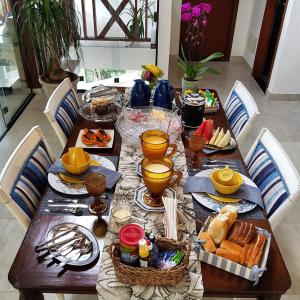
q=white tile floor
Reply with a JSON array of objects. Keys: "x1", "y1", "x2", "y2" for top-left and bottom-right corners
[{"x1": 0, "y1": 58, "x2": 299, "y2": 299}]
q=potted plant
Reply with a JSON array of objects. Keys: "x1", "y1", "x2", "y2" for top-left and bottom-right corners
[
  {"x1": 17, "y1": 0, "x2": 82, "y2": 98},
  {"x1": 178, "y1": 2, "x2": 223, "y2": 92}
]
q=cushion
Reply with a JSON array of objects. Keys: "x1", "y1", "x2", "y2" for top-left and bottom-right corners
[
  {"x1": 10, "y1": 141, "x2": 53, "y2": 219},
  {"x1": 225, "y1": 91, "x2": 249, "y2": 138},
  {"x1": 247, "y1": 142, "x2": 289, "y2": 217},
  {"x1": 55, "y1": 90, "x2": 79, "y2": 137}
]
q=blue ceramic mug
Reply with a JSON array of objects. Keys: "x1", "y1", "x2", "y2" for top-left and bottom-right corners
[
  {"x1": 153, "y1": 80, "x2": 174, "y2": 110},
  {"x1": 131, "y1": 79, "x2": 151, "y2": 107}
]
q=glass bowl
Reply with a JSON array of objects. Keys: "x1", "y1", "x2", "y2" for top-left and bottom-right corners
[{"x1": 115, "y1": 106, "x2": 183, "y2": 147}]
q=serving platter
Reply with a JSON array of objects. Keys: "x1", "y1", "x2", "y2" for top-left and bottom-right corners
[
  {"x1": 48, "y1": 155, "x2": 116, "y2": 195},
  {"x1": 45, "y1": 223, "x2": 99, "y2": 267},
  {"x1": 192, "y1": 169, "x2": 257, "y2": 214}
]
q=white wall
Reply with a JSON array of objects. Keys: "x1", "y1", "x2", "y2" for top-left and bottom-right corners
[
  {"x1": 157, "y1": 0, "x2": 173, "y2": 78},
  {"x1": 243, "y1": 0, "x2": 266, "y2": 67},
  {"x1": 268, "y1": 0, "x2": 300, "y2": 95},
  {"x1": 231, "y1": 0, "x2": 254, "y2": 57},
  {"x1": 170, "y1": 0, "x2": 182, "y2": 56}
]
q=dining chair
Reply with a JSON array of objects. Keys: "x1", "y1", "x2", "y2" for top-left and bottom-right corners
[
  {"x1": 0, "y1": 126, "x2": 65, "y2": 300},
  {"x1": 44, "y1": 77, "x2": 81, "y2": 147},
  {"x1": 224, "y1": 80, "x2": 260, "y2": 145},
  {"x1": 245, "y1": 127, "x2": 300, "y2": 229}
]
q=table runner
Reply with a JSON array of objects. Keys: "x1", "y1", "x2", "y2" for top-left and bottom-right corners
[{"x1": 96, "y1": 141, "x2": 204, "y2": 300}]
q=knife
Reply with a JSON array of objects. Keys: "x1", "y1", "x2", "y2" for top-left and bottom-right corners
[
  {"x1": 35, "y1": 226, "x2": 78, "y2": 251},
  {"x1": 47, "y1": 203, "x2": 88, "y2": 208},
  {"x1": 202, "y1": 164, "x2": 239, "y2": 170}
]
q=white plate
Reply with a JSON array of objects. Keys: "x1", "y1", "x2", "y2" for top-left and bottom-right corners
[
  {"x1": 75, "y1": 129, "x2": 114, "y2": 149},
  {"x1": 48, "y1": 155, "x2": 116, "y2": 195},
  {"x1": 192, "y1": 169, "x2": 257, "y2": 214}
]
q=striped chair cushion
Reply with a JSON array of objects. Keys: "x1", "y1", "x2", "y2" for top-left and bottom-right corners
[
  {"x1": 247, "y1": 142, "x2": 289, "y2": 217},
  {"x1": 55, "y1": 90, "x2": 79, "y2": 138},
  {"x1": 225, "y1": 91, "x2": 249, "y2": 138},
  {"x1": 10, "y1": 141, "x2": 53, "y2": 219}
]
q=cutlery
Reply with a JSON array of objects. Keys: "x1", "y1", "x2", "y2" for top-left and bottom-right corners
[
  {"x1": 202, "y1": 164, "x2": 239, "y2": 170},
  {"x1": 48, "y1": 203, "x2": 88, "y2": 208},
  {"x1": 58, "y1": 240, "x2": 92, "y2": 267},
  {"x1": 43, "y1": 207, "x2": 83, "y2": 216},
  {"x1": 48, "y1": 199, "x2": 79, "y2": 204},
  {"x1": 43, "y1": 236, "x2": 85, "y2": 261},
  {"x1": 35, "y1": 226, "x2": 78, "y2": 251},
  {"x1": 206, "y1": 159, "x2": 236, "y2": 165}
]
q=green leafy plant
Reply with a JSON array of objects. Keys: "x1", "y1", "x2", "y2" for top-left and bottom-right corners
[
  {"x1": 178, "y1": 46, "x2": 223, "y2": 80},
  {"x1": 17, "y1": 0, "x2": 82, "y2": 83},
  {"x1": 123, "y1": 0, "x2": 155, "y2": 38}
]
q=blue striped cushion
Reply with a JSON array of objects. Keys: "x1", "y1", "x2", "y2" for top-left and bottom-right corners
[
  {"x1": 55, "y1": 90, "x2": 79, "y2": 138},
  {"x1": 247, "y1": 142, "x2": 289, "y2": 217},
  {"x1": 225, "y1": 91, "x2": 249, "y2": 138},
  {"x1": 10, "y1": 141, "x2": 53, "y2": 219}
]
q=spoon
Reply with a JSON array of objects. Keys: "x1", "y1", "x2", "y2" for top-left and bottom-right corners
[{"x1": 206, "y1": 158, "x2": 236, "y2": 165}]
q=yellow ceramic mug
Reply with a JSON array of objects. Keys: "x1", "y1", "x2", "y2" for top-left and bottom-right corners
[
  {"x1": 140, "y1": 129, "x2": 177, "y2": 158},
  {"x1": 141, "y1": 156, "x2": 182, "y2": 207}
]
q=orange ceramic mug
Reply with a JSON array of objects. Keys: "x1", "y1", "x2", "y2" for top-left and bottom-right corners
[
  {"x1": 141, "y1": 156, "x2": 182, "y2": 207},
  {"x1": 140, "y1": 129, "x2": 177, "y2": 158}
]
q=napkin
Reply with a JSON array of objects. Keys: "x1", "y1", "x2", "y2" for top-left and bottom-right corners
[
  {"x1": 184, "y1": 176, "x2": 264, "y2": 209},
  {"x1": 48, "y1": 160, "x2": 121, "y2": 189}
]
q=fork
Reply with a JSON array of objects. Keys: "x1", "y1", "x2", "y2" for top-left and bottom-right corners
[
  {"x1": 206, "y1": 158, "x2": 236, "y2": 165},
  {"x1": 48, "y1": 199, "x2": 79, "y2": 204}
]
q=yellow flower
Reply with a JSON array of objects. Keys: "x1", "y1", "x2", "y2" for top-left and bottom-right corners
[
  {"x1": 145, "y1": 64, "x2": 163, "y2": 77},
  {"x1": 184, "y1": 89, "x2": 194, "y2": 95}
]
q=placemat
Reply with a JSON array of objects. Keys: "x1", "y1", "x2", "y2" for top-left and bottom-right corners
[
  {"x1": 39, "y1": 156, "x2": 119, "y2": 217},
  {"x1": 96, "y1": 141, "x2": 204, "y2": 300},
  {"x1": 186, "y1": 159, "x2": 266, "y2": 225}
]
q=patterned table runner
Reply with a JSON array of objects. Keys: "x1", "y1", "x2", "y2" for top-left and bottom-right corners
[{"x1": 96, "y1": 141, "x2": 204, "y2": 300}]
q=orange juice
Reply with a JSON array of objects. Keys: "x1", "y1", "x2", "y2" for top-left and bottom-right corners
[{"x1": 140, "y1": 130, "x2": 177, "y2": 158}]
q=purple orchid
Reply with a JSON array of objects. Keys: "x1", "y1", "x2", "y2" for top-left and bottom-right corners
[
  {"x1": 197, "y1": 3, "x2": 212, "y2": 14},
  {"x1": 181, "y1": 2, "x2": 192, "y2": 13},
  {"x1": 192, "y1": 6, "x2": 201, "y2": 18},
  {"x1": 181, "y1": 12, "x2": 193, "y2": 22}
]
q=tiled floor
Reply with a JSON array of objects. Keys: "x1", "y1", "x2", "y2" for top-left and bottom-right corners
[{"x1": 0, "y1": 57, "x2": 299, "y2": 299}]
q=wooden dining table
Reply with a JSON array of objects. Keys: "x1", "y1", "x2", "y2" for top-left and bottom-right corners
[{"x1": 8, "y1": 89, "x2": 291, "y2": 300}]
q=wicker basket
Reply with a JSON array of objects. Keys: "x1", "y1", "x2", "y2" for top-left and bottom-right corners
[{"x1": 109, "y1": 237, "x2": 191, "y2": 286}]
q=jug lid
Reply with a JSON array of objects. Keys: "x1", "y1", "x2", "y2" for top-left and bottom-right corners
[{"x1": 182, "y1": 93, "x2": 205, "y2": 106}]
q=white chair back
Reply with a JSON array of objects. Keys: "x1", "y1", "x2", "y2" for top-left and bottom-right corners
[
  {"x1": 0, "y1": 126, "x2": 55, "y2": 230},
  {"x1": 44, "y1": 78, "x2": 80, "y2": 147},
  {"x1": 224, "y1": 80, "x2": 260, "y2": 145},
  {"x1": 245, "y1": 127, "x2": 300, "y2": 229}
]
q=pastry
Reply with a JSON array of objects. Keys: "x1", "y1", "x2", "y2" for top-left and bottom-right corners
[
  {"x1": 220, "y1": 205, "x2": 238, "y2": 227},
  {"x1": 207, "y1": 214, "x2": 229, "y2": 245},
  {"x1": 198, "y1": 231, "x2": 216, "y2": 253}
]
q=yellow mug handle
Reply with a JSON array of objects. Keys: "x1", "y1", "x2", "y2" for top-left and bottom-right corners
[
  {"x1": 168, "y1": 170, "x2": 183, "y2": 188},
  {"x1": 166, "y1": 143, "x2": 178, "y2": 158}
]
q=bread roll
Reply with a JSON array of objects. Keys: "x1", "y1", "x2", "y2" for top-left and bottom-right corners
[
  {"x1": 239, "y1": 243, "x2": 250, "y2": 265},
  {"x1": 220, "y1": 240, "x2": 243, "y2": 257},
  {"x1": 207, "y1": 214, "x2": 229, "y2": 245},
  {"x1": 220, "y1": 205, "x2": 238, "y2": 227},
  {"x1": 198, "y1": 232, "x2": 216, "y2": 253},
  {"x1": 247, "y1": 233, "x2": 266, "y2": 268},
  {"x1": 216, "y1": 248, "x2": 240, "y2": 263}
]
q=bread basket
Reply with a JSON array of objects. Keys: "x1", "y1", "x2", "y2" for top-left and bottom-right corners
[{"x1": 109, "y1": 237, "x2": 191, "y2": 286}]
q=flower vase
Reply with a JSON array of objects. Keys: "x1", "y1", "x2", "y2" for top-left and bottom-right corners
[{"x1": 182, "y1": 78, "x2": 201, "y2": 93}]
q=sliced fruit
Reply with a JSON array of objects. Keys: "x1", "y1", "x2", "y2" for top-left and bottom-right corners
[
  {"x1": 214, "y1": 128, "x2": 224, "y2": 146},
  {"x1": 95, "y1": 136, "x2": 108, "y2": 147},
  {"x1": 83, "y1": 128, "x2": 96, "y2": 138},
  {"x1": 209, "y1": 127, "x2": 220, "y2": 145},
  {"x1": 195, "y1": 120, "x2": 207, "y2": 137},
  {"x1": 81, "y1": 134, "x2": 96, "y2": 145},
  {"x1": 96, "y1": 129, "x2": 111, "y2": 142},
  {"x1": 218, "y1": 129, "x2": 231, "y2": 148},
  {"x1": 202, "y1": 119, "x2": 214, "y2": 142}
]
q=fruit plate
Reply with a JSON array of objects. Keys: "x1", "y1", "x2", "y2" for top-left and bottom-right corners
[
  {"x1": 204, "y1": 137, "x2": 237, "y2": 151},
  {"x1": 75, "y1": 129, "x2": 114, "y2": 149},
  {"x1": 115, "y1": 107, "x2": 183, "y2": 147}
]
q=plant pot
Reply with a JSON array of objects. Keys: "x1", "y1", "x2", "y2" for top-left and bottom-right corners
[
  {"x1": 182, "y1": 78, "x2": 201, "y2": 93},
  {"x1": 39, "y1": 72, "x2": 79, "y2": 99}
]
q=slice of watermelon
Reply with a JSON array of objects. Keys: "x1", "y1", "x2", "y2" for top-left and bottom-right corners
[
  {"x1": 195, "y1": 120, "x2": 207, "y2": 137},
  {"x1": 202, "y1": 119, "x2": 214, "y2": 142}
]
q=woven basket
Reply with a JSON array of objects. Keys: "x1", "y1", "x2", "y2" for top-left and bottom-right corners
[{"x1": 109, "y1": 237, "x2": 191, "y2": 286}]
